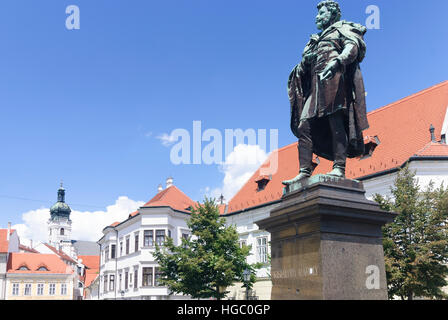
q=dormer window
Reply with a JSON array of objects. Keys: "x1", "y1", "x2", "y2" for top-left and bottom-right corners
[
  {"x1": 361, "y1": 135, "x2": 381, "y2": 159},
  {"x1": 255, "y1": 175, "x2": 271, "y2": 191},
  {"x1": 37, "y1": 266, "x2": 49, "y2": 271},
  {"x1": 60, "y1": 228, "x2": 65, "y2": 235},
  {"x1": 18, "y1": 265, "x2": 29, "y2": 271}
]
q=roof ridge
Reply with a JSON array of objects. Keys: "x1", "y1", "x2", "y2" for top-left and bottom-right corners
[{"x1": 367, "y1": 80, "x2": 448, "y2": 117}]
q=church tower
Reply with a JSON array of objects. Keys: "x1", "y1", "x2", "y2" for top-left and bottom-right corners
[{"x1": 48, "y1": 183, "x2": 73, "y2": 255}]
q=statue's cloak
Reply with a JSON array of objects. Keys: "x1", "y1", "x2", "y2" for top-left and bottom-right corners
[{"x1": 288, "y1": 20, "x2": 369, "y2": 161}]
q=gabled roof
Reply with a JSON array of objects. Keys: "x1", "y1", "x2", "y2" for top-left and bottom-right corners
[
  {"x1": 7, "y1": 253, "x2": 74, "y2": 274},
  {"x1": 44, "y1": 243, "x2": 78, "y2": 264},
  {"x1": 106, "y1": 185, "x2": 197, "y2": 229},
  {"x1": 143, "y1": 185, "x2": 197, "y2": 212},
  {"x1": 0, "y1": 229, "x2": 15, "y2": 253},
  {"x1": 227, "y1": 80, "x2": 448, "y2": 214},
  {"x1": 19, "y1": 244, "x2": 39, "y2": 253}
]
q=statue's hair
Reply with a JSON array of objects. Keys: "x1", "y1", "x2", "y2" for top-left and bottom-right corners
[{"x1": 317, "y1": 1, "x2": 342, "y2": 23}]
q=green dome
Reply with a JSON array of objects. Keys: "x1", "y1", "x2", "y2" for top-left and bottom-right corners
[
  {"x1": 50, "y1": 201, "x2": 71, "y2": 216},
  {"x1": 50, "y1": 185, "x2": 71, "y2": 219}
]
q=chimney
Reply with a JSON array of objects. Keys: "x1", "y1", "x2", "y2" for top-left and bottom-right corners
[
  {"x1": 166, "y1": 177, "x2": 173, "y2": 188},
  {"x1": 430, "y1": 124, "x2": 436, "y2": 142},
  {"x1": 7, "y1": 222, "x2": 11, "y2": 241},
  {"x1": 158, "y1": 184, "x2": 163, "y2": 193}
]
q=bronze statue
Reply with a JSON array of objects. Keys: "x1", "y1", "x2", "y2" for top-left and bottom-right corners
[{"x1": 283, "y1": 0, "x2": 369, "y2": 185}]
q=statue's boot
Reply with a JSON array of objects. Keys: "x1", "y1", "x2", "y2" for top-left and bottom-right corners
[
  {"x1": 282, "y1": 168, "x2": 312, "y2": 185},
  {"x1": 327, "y1": 164, "x2": 345, "y2": 178}
]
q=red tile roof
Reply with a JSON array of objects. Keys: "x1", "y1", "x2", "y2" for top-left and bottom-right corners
[
  {"x1": 227, "y1": 80, "x2": 448, "y2": 213},
  {"x1": 143, "y1": 185, "x2": 197, "y2": 212},
  {"x1": 107, "y1": 185, "x2": 197, "y2": 228},
  {"x1": 7, "y1": 253, "x2": 74, "y2": 274},
  {"x1": 414, "y1": 142, "x2": 448, "y2": 157},
  {"x1": 19, "y1": 244, "x2": 39, "y2": 253},
  {"x1": 79, "y1": 255, "x2": 99, "y2": 270},
  {"x1": 44, "y1": 243, "x2": 78, "y2": 264},
  {"x1": 79, "y1": 255, "x2": 100, "y2": 290},
  {"x1": 0, "y1": 229, "x2": 15, "y2": 253}
]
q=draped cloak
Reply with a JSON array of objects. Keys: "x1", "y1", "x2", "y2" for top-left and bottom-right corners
[{"x1": 288, "y1": 20, "x2": 369, "y2": 161}]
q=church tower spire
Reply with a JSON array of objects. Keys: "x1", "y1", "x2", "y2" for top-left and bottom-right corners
[{"x1": 48, "y1": 182, "x2": 73, "y2": 254}]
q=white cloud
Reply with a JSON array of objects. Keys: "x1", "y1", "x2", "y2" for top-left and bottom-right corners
[
  {"x1": 12, "y1": 196, "x2": 144, "y2": 245},
  {"x1": 207, "y1": 144, "x2": 268, "y2": 202},
  {"x1": 157, "y1": 132, "x2": 178, "y2": 146}
]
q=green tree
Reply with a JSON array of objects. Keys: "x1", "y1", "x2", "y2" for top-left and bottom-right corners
[
  {"x1": 153, "y1": 198, "x2": 258, "y2": 300},
  {"x1": 374, "y1": 166, "x2": 448, "y2": 300}
]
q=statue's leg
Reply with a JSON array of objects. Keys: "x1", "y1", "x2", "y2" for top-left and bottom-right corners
[
  {"x1": 282, "y1": 120, "x2": 313, "y2": 185},
  {"x1": 298, "y1": 119, "x2": 313, "y2": 175},
  {"x1": 327, "y1": 111, "x2": 347, "y2": 177}
]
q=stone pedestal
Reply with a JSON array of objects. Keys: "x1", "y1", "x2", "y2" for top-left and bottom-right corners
[{"x1": 255, "y1": 175, "x2": 396, "y2": 300}]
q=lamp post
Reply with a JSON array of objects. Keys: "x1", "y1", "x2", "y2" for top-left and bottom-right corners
[
  {"x1": 120, "y1": 290, "x2": 125, "y2": 299},
  {"x1": 243, "y1": 269, "x2": 250, "y2": 300}
]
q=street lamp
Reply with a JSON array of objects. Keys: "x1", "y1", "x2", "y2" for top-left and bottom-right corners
[
  {"x1": 120, "y1": 290, "x2": 125, "y2": 299},
  {"x1": 243, "y1": 269, "x2": 250, "y2": 300}
]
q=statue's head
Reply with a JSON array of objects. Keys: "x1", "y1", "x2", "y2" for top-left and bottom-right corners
[{"x1": 316, "y1": 1, "x2": 341, "y2": 30}]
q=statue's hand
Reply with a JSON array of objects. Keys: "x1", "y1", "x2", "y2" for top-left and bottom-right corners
[{"x1": 320, "y1": 60, "x2": 340, "y2": 81}]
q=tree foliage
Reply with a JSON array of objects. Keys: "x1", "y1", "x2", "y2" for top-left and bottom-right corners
[
  {"x1": 153, "y1": 198, "x2": 258, "y2": 300},
  {"x1": 374, "y1": 166, "x2": 448, "y2": 300}
]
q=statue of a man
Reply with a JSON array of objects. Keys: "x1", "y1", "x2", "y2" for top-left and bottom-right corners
[{"x1": 283, "y1": 0, "x2": 369, "y2": 185}]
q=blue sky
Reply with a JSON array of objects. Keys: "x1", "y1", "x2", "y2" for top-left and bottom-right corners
[{"x1": 0, "y1": 0, "x2": 447, "y2": 231}]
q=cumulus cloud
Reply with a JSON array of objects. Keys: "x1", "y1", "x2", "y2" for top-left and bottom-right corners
[
  {"x1": 206, "y1": 144, "x2": 268, "y2": 202},
  {"x1": 13, "y1": 196, "x2": 144, "y2": 245}
]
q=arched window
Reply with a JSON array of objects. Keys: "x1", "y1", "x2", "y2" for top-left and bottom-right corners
[
  {"x1": 18, "y1": 265, "x2": 29, "y2": 271},
  {"x1": 37, "y1": 266, "x2": 49, "y2": 271},
  {"x1": 60, "y1": 228, "x2": 65, "y2": 235}
]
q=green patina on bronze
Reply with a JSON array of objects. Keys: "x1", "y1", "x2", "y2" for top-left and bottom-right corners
[{"x1": 283, "y1": 0, "x2": 369, "y2": 186}]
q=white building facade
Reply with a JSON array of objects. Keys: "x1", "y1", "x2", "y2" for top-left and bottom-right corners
[{"x1": 98, "y1": 191, "x2": 193, "y2": 300}]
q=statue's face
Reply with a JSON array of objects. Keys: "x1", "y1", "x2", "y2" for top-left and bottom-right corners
[{"x1": 316, "y1": 6, "x2": 332, "y2": 30}]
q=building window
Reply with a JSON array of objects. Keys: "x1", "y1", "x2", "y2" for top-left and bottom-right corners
[
  {"x1": 61, "y1": 283, "x2": 67, "y2": 295},
  {"x1": 142, "y1": 267, "x2": 153, "y2": 287},
  {"x1": 134, "y1": 233, "x2": 139, "y2": 252},
  {"x1": 24, "y1": 283, "x2": 32, "y2": 296},
  {"x1": 256, "y1": 237, "x2": 268, "y2": 263},
  {"x1": 60, "y1": 228, "x2": 65, "y2": 235},
  {"x1": 155, "y1": 268, "x2": 163, "y2": 286},
  {"x1": 37, "y1": 283, "x2": 44, "y2": 295},
  {"x1": 118, "y1": 272, "x2": 122, "y2": 291},
  {"x1": 18, "y1": 265, "x2": 29, "y2": 271},
  {"x1": 109, "y1": 275, "x2": 115, "y2": 291},
  {"x1": 156, "y1": 230, "x2": 165, "y2": 246},
  {"x1": 49, "y1": 283, "x2": 56, "y2": 295},
  {"x1": 240, "y1": 240, "x2": 247, "y2": 248},
  {"x1": 134, "y1": 268, "x2": 138, "y2": 289},
  {"x1": 78, "y1": 282, "x2": 83, "y2": 288},
  {"x1": 104, "y1": 275, "x2": 108, "y2": 293},
  {"x1": 105, "y1": 246, "x2": 109, "y2": 262},
  {"x1": 125, "y1": 271, "x2": 129, "y2": 290},
  {"x1": 144, "y1": 230, "x2": 153, "y2": 247},
  {"x1": 168, "y1": 230, "x2": 172, "y2": 238},
  {"x1": 12, "y1": 283, "x2": 19, "y2": 296},
  {"x1": 111, "y1": 244, "x2": 116, "y2": 259},
  {"x1": 120, "y1": 240, "x2": 123, "y2": 257},
  {"x1": 126, "y1": 236, "x2": 130, "y2": 255},
  {"x1": 77, "y1": 266, "x2": 82, "y2": 275}
]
